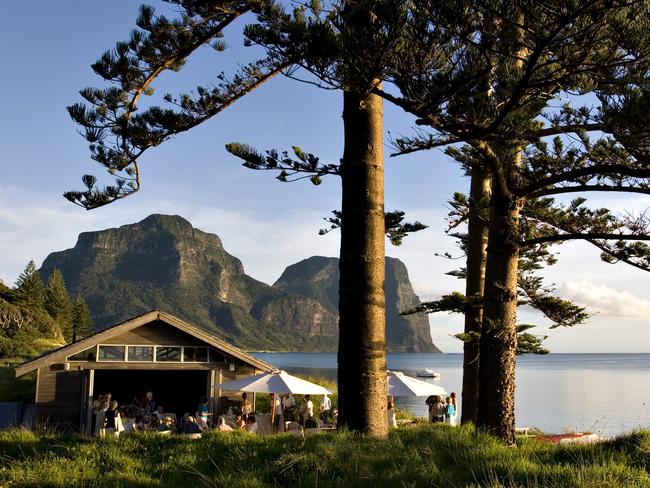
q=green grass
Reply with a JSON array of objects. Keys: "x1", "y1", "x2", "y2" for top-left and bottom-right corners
[
  {"x1": 0, "y1": 359, "x2": 39, "y2": 403},
  {"x1": 0, "y1": 424, "x2": 649, "y2": 487},
  {"x1": 0, "y1": 341, "x2": 62, "y2": 403}
]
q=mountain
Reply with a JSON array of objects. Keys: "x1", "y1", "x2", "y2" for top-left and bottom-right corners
[
  {"x1": 40, "y1": 215, "x2": 337, "y2": 351},
  {"x1": 39, "y1": 214, "x2": 440, "y2": 352},
  {"x1": 274, "y1": 256, "x2": 440, "y2": 353}
]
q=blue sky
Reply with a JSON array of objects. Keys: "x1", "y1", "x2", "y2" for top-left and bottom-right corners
[{"x1": 1, "y1": 1, "x2": 649, "y2": 352}]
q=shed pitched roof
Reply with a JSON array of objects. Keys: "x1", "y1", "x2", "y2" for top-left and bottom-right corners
[{"x1": 15, "y1": 310, "x2": 274, "y2": 377}]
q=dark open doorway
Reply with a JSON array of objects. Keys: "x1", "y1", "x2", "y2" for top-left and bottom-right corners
[{"x1": 93, "y1": 369, "x2": 209, "y2": 418}]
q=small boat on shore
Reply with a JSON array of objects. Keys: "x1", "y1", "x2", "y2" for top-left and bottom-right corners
[{"x1": 415, "y1": 368, "x2": 440, "y2": 378}]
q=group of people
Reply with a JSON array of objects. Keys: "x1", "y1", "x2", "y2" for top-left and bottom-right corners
[
  {"x1": 426, "y1": 392, "x2": 457, "y2": 426},
  {"x1": 272, "y1": 393, "x2": 335, "y2": 432},
  {"x1": 91, "y1": 390, "x2": 338, "y2": 436},
  {"x1": 92, "y1": 389, "x2": 459, "y2": 435},
  {"x1": 92, "y1": 393, "x2": 124, "y2": 435},
  {"x1": 91, "y1": 391, "x2": 215, "y2": 436}
]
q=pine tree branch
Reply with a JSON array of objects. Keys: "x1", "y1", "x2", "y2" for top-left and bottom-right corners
[
  {"x1": 66, "y1": 2, "x2": 292, "y2": 210},
  {"x1": 524, "y1": 232, "x2": 650, "y2": 247},
  {"x1": 586, "y1": 238, "x2": 650, "y2": 273},
  {"x1": 529, "y1": 184, "x2": 650, "y2": 199},
  {"x1": 516, "y1": 165, "x2": 650, "y2": 197}
]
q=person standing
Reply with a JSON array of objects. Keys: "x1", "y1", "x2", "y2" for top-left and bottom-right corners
[
  {"x1": 444, "y1": 397, "x2": 456, "y2": 426},
  {"x1": 425, "y1": 395, "x2": 436, "y2": 423},
  {"x1": 387, "y1": 398, "x2": 397, "y2": 428},
  {"x1": 197, "y1": 398, "x2": 210, "y2": 430},
  {"x1": 144, "y1": 391, "x2": 156, "y2": 414},
  {"x1": 272, "y1": 394, "x2": 283, "y2": 433},
  {"x1": 241, "y1": 392, "x2": 252, "y2": 421},
  {"x1": 450, "y1": 392, "x2": 458, "y2": 420},
  {"x1": 94, "y1": 401, "x2": 109, "y2": 436},
  {"x1": 91, "y1": 394, "x2": 104, "y2": 434},
  {"x1": 320, "y1": 394, "x2": 332, "y2": 425},
  {"x1": 299, "y1": 395, "x2": 314, "y2": 426},
  {"x1": 433, "y1": 397, "x2": 446, "y2": 423},
  {"x1": 282, "y1": 394, "x2": 296, "y2": 422},
  {"x1": 104, "y1": 400, "x2": 119, "y2": 435}
]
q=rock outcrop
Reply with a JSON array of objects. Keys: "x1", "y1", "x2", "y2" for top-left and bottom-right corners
[
  {"x1": 40, "y1": 215, "x2": 440, "y2": 352},
  {"x1": 40, "y1": 215, "x2": 337, "y2": 350},
  {"x1": 274, "y1": 256, "x2": 440, "y2": 352}
]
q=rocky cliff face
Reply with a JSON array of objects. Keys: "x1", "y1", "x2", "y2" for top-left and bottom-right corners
[
  {"x1": 274, "y1": 256, "x2": 440, "y2": 353},
  {"x1": 40, "y1": 215, "x2": 337, "y2": 351},
  {"x1": 40, "y1": 215, "x2": 439, "y2": 352}
]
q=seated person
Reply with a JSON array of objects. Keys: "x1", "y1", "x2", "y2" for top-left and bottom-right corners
[
  {"x1": 159, "y1": 416, "x2": 174, "y2": 432},
  {"x1": 235, "y1": 415, "x2": 246, "y2": 430},
  {"x1": 245, "y1": 415, "x2": 258, "y2": 433},
  {"x1": 217, "y1": 416, "x2": 233, "y2": 432},
  {"x1": 154, "y1": 405, "x2": 166, "y2": 421},
  {"x1": 149, "y1": 414, "x2": 161, "y2": 431},
  {"x1": 331, "y1": 408, "x2": 338, "y2": 426},
  {"x1": 182, "y1": 415, "x2": 202, "y2": 434},
  {"x1": 285, "y1": 421, "x2": 301, "y2": 431}
]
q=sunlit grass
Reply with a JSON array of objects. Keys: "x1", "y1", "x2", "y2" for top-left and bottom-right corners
[{"x1": 0, "y1": 424, "x2": 649, "y2": 487}]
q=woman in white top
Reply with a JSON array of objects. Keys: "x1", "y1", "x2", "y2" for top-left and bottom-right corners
[
  {"x1": 320, "y1": 394, "x2": 332, "y2": 424},
  {"x1": 245, "y1": 415, "x2": 258, "y2": 433},
  {"x1": 387, "y1": 398, "x2": 397, "y2": 428},
  {"x1": 273, "y1": 395, "x2": 283, "y2": 433},
  {"x1": 282, "y1": 394, "x2": 296, "y2": 422},
  {"x1": 299, "y1": 395, "x2": 314, "y2": 426}
]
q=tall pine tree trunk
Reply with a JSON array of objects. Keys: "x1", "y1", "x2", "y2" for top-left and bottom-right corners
[
  {"x1": 476, "y1": 184, "x2": 521, "y2": 444},
  {"x1": 337, "y1": 87, "x2": 388, "y2": 437},
  {"x1": 461, "y1": 168, "x2": 490, "y2": 424}
]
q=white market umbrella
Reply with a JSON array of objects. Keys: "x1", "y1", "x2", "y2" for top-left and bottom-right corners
[
  {"x1": 387, "y1": 370, "x2": 448, "y2": 397},
  {"x1": 215, "y1": 369, "x2": 332, "y2": 395}
]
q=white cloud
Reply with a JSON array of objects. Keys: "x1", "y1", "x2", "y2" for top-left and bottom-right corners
[
  {"x1": 558, "y1": 279, "x2": 650, "y2": 318},
  {"x1": 0, "y1": 186, "x2": 341, "y2": 286}
]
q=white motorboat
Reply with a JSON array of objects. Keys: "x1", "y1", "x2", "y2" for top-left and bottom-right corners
[{"x1": 415, "y1": 368, "x2": 440, "y2": 378}]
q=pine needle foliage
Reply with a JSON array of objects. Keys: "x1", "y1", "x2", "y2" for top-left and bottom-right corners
[
  {"x1": 45, "y1": 268, "x2": 72, "y2": 326},
  {"x1": 65, "y1": 1, "x2": 289, "y2": 209},
  {"x1": 14, "y1": 261, "x2": 45, "y2": 310},
  {"x1": 379, "y1": 0, "x2": 650, "y2": 442},
  {"x1": 71, "y1": 296, "x2": 93, "y2": 341}
]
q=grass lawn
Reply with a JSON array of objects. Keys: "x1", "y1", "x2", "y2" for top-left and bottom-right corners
[
  {"x1": 0, "y1": 361, "x2": 35, "y2": 403},
  {"x1": 0, "y1": 424, "x2": 649, "y2": 487}
]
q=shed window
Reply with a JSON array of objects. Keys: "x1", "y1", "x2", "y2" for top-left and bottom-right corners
[
  {"x1": 183, "y1": 347, "x2": 208, "y2": 362},
  {"x1": 98, "y1": 345, "x2": 125, "y2": 361},
  {"x1": 156, "y1": 346, "x2": 181, "y2": 362},
  {"x1": 209, "y1": 348, "x2": 228, "y2": 362},
  {"x1": 67, "y1": 347, "x2": 96, "y2": 361},
  {"x1": 128, "y1": 346, "x2": 154, "y2": 362}
]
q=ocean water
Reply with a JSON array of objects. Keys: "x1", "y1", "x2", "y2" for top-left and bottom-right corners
[{"x1": 252, "y1": 352, "x2": 650, "y2": 437}]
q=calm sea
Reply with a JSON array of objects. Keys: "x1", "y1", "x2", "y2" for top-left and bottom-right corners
[{"x1": 252, "y1": 352, "x2": 650, "y2": 437}]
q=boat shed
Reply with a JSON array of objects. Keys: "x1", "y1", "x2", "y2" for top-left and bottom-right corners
[{"x1": 15, "y1": 310, "x2": 274, "y2": 434}]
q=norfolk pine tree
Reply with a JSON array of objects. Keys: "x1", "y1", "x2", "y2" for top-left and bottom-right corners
[
  {"x1": 66, "y1": 0, "x2": 407, "y2": 436},
  {"x1": 65, "y1": 1, "x2": 650, "y2": 440},
  {"x1": 384, "y1": 1, "x2": 650, "y2": 442},
  {"x1": 14, "y1": 260, "x2": 45, "y2": 311},
  {"x1": 234, "y1": 1, "x2": 417, "y2": 435},
  {"x1": 71, "y1": 296, "x2": 92, "y2": 341},
  {"x1": 44, "y1": 269, "x2": 73, "y2": 340}
]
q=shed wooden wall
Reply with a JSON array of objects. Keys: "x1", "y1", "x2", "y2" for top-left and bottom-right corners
[
  {"x1": 102, "y1": 321, "x2": 206, "y2": 346},
  {"x1": 35, "y1": 366, "x2": 84, "y2": 430}
]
